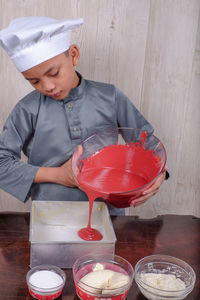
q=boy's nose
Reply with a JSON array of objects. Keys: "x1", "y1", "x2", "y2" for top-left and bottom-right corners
[{"x1": 43, "y1": 80, "x2": 56, "y2": 92}]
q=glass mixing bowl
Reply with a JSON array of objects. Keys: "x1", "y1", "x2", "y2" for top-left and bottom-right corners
[
  {"x1": 73, "y1": 253, "x2": 134, "y2": 299},
  {"x1": 134, "y1": 254, "x2": 196, "y2": 300},
  {"x1": 72, "y1": 127, "x2": 166, "y2": 208}
]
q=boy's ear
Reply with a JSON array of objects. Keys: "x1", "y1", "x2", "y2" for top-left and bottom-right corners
[{"x1": 69, "y1": 44, "x2": 80, "y2": 66}]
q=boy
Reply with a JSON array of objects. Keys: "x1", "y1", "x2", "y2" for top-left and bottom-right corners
[{"x1": 0, "y1": 17, "x2": 166, "y2": 215}]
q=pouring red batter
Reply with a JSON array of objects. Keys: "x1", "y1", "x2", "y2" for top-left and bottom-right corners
[{"x1": 77, "y1": 132, "x2": 162, "y2": 241}]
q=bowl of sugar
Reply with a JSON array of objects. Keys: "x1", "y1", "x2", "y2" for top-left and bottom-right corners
[{"x1": 26, "y1": 265, "x2": 66, "y2": 300}]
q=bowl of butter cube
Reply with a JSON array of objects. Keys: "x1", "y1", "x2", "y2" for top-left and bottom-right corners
[{"x1": 73, "y1": 253, "x2": 134, "y2": 299}]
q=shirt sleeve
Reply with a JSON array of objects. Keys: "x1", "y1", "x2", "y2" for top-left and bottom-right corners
[
  {"x1": 115, "y1": 87, "x2": 154, "y2": 133},
  {"x1": 0, "y1": 102, "x2": 39, "y2": 202}
]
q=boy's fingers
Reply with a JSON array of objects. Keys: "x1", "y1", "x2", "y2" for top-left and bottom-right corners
[
  {"x1": 130, "y1": 189, "x2": 158, "y2": 207},
  {"x1": 71, "y1": 145, "x2": 83, "y2": 177},
  {"x1": 142, "y1": 172, "x2": 165, "y2": 195}
]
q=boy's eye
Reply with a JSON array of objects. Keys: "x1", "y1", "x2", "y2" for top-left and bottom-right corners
[
  {"x1": 31, "y1": 80, "x2": 39, "y2": 85},
  {"x1": 51, "y1": 71, "x2": 59, "y2": 77}
]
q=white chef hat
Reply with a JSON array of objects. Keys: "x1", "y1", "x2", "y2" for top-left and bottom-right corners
[{"x1": 0, "y1": 16, "x2": 83, "y2": 72}]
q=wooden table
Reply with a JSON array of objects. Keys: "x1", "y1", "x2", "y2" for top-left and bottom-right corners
[{"x1": 0, "y1": 213, "x2": 199, "y2": 299}]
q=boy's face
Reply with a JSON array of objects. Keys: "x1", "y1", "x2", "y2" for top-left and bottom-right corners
[{"x1": 22, "y1": 45, "x2": 80, "y2": 100}]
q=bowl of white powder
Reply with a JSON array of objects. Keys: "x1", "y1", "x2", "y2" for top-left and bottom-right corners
[
  {"x1": 73, "y1": 253, "x2": 134, "y2": 299},
  {"x1": 134, "y1": 254, "x2": 196, "y2": 300},
  {"x1": 26, "y1": 265, "x2": 66, "y2": 299}
]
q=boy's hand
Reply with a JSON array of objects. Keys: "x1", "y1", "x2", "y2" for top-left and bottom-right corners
[
  {"x1": 130, "y1": 171, "x2": 166, "y2": 207},
  {"x1": 56, "y1": 158, "x2": 78, "y2": 187},
  {"x1": 34, "y1": 145, "x2": 83, "y2": 189},
  {"x1": 34, "y1": 158, "x2": 79, "y2": 187}
]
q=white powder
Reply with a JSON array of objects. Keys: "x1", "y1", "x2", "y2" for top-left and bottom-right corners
[
  {"x1": 141, "y1": 273, "x2": 186, "y2": 291},
  {"x1": 140, "y1": 272, "x2": 186, "y2": 299},
  {"x1": 29, "y1": 270, "x2": 63, "y2": 289}
]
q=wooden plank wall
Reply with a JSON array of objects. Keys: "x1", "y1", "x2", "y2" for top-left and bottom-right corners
[{"x1": 0, "y1": 0, "x2": 199, "y2": 217}]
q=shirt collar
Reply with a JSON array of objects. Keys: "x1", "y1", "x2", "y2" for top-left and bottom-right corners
[{"x1": 63, "y1": 71, "x2": 85, "y2": 103}]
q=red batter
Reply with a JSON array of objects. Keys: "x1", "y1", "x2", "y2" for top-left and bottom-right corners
[{"x1": 77, "y1": 132, "x2": 162, "y2": 241}]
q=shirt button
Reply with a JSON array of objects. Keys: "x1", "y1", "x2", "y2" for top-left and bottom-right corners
[{"x1": 68, "y1": 104, "x2": 73, "y2": 109}]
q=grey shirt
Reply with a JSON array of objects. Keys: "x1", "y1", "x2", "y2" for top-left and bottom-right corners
[{"x1": 0, "y1": 73, "x2": 153, "y2": 215}]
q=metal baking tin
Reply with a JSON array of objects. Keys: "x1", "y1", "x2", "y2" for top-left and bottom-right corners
[{"x1": 30, "y1": 201, "x2": 116, "y2": 268}]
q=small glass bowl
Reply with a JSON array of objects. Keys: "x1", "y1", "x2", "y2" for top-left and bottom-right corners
[
  {"x1": 73, "y1": 253, "x2": 134, "y2": 299},
  {"x1": 134, "y1": 254, "x2": 196, "y2": 300},
  {"x1": 26, "y1": 265, "x2": 66, "y2": 300}
]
